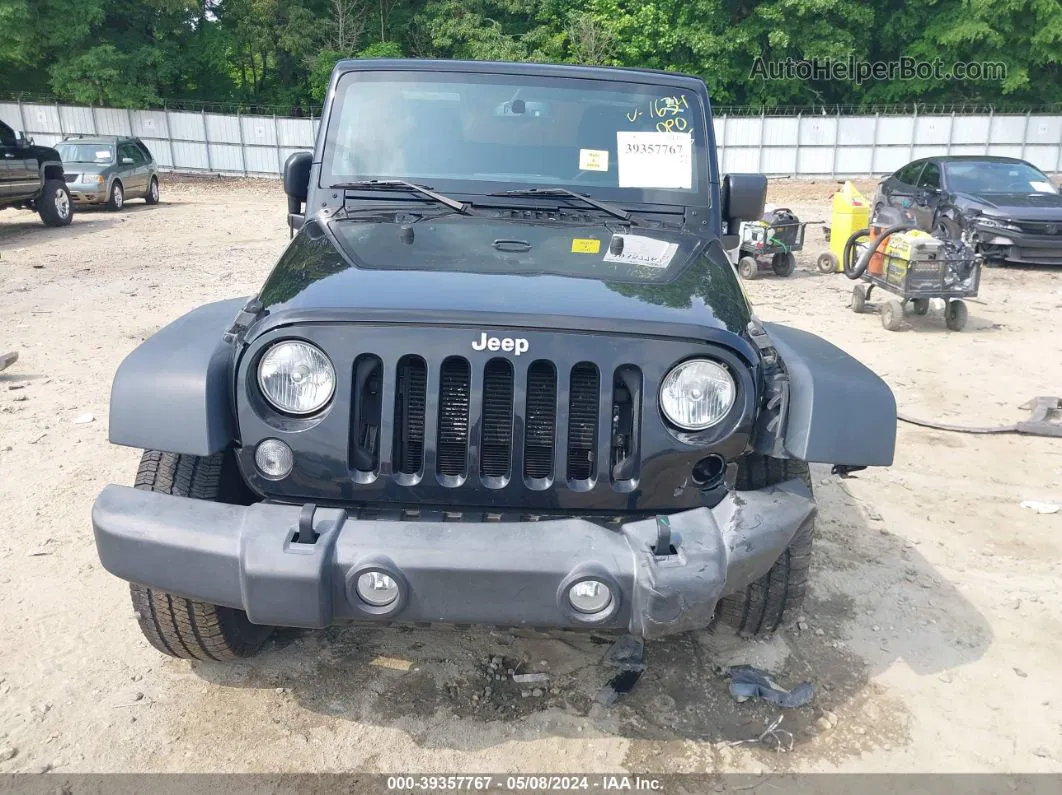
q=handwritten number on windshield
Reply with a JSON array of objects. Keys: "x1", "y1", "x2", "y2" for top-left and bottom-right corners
[{"x1": 626, "y1": 95, "x2": 690, "y2": 131}]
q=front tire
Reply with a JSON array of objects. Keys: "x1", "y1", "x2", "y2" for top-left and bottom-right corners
[
  {"x1": 935, "y1": 217, "x2": 961, "y2": 240},
  {"x1": 37, "y1": 180, "x2": 73, "y2": 227},
  {"x1": 128, "y1": 450, "x2": 273, "y2": 660},
  {"x1": 145, "y1": 176, "x2": 159, "y2": 205},
  {"x1": 715, "y1": 455, "x2": 814, "y2": 637},
  {"x1": 107, "y1": 180, "x2": 124, "y2": 211}
]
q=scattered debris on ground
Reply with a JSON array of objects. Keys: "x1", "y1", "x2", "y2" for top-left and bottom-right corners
[{"x1": 725, "y1": 665, "x2": 814, "y2": 708}]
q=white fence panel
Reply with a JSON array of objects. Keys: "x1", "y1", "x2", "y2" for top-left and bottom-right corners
[
  {"x1": 951, "y1": 115, "x2": 992, "y2": 144},
  {"x1": 2, "y1": 100, "x2": 1059, "y2": 178},
  {"x1": 58, "y1": 105, "x2": 94, "y2": 135},
  {"x1": 277, "y1": 117, "x2": 314, "y2": 148},
  {"x1": 206, "y1": 113, "x2": 241, "y2": 145},
  {"x1": 167, "y1": 110, "x2": 204, "y2": 143},
  {"x1": 915, "y1": 115, "x2": 951, "y2": 145},
  {"x1": 131, "y1": 110, "x2": 168, "y2": 140},
  {"x1": 94, "y1": 107, "x2": 131, "y2": 136}
]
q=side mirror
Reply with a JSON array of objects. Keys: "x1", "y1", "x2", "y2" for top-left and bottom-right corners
[
  {"x1": 721, "y1": 173, "x2": 768, "y2": 235},
  {"x1": 284, "y1": 151, "x2": 312, "y2": 236}
]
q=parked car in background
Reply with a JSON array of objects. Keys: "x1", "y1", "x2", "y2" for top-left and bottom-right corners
[
  {"x1": 0, "y1": 119, "x2": 73, "y2": 226},
  {"x1": 55, "y1": 135, "x2": 160, "y2": 211},
  {"x1": 874, "y1": 155, "x2": 1062, "y2": 266}
]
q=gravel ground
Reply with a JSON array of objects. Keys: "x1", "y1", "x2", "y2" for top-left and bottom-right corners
[{"x1": 1, "y1": 175, "x2": 1061, "y2": 776}]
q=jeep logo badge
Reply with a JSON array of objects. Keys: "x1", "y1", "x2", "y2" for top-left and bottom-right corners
[{"x1": 472, "y1": 332, "x2": 529, "y2": 356}]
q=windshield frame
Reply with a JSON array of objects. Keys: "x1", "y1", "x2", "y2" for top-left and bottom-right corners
[{"x1": 318, "y1": 67, "x2": 713, "y2": 210}]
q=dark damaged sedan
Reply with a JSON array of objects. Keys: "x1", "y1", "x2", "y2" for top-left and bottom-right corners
[
  {"x1": 90, "y1": 59, "x2": 896, "y2": 663},
  {"x1": 875, "y1": 155, "x2": 1062, "y2": 265}
]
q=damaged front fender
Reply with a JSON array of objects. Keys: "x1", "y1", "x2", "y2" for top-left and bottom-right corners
[{"x1": 755, "y1": 322, "x2": 896, "y2": 468}]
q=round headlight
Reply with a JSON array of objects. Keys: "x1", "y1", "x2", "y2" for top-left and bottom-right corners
[
  {"x1": 660, "y1": 359, "x2": 736, "y2": 430},
  {"x1": 257, "y1": 341, "x2": 335, "y2": 415}
]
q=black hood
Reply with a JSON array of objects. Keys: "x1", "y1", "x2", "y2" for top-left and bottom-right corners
[
  {"x1": 955, "y1": 190, "x2": 1062, "y2": 221},
  {"x1": 255, "y1": 217, "x2": 753, "y2": 340}
]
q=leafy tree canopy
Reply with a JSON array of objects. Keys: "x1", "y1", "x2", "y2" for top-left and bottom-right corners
[{"x1": 1, "y1": 0, "x2": 1057, "y2": 111}]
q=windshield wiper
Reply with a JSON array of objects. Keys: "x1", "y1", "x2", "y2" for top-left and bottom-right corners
[
  {"x1": 487, "y1": 187, "x2": 631, "y2": 222},
  {"x1": 330, "y1": 179, "x2": 470, "y2": 214}
]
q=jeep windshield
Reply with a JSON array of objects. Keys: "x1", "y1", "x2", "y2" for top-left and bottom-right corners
[{"x1": 321, "y1": 70, "x2": 709, "y2": 207}]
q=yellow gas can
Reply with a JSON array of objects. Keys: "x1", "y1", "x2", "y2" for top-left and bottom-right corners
[{"x1": 828, "y1": 181, "x2": 870, "y2": 270}]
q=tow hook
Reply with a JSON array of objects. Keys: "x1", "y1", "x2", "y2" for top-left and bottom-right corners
[
  {"x1": 653, "y1": 515, "x2": 678, "y2": 557},
  {"x1": 294, "y1": 503, "x2": 319, "y2": 545}
]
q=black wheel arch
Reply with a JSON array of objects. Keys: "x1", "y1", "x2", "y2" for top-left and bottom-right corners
[{"x1": 41, "y1": 161, "x2": 64, "y2": 182}]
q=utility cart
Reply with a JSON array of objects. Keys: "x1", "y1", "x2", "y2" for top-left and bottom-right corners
[
  {"x1": 736, "y1": 207, "x2": 819, "y2": 279},
  {"x1": 846, "y1": 229, "x2": 982, "y2": 332}
]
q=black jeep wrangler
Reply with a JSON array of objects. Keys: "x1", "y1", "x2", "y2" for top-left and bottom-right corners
[
  {"x1": 92, "y1": 60, "x2": 896, "y2": 661},
  {"x1": 0, "y1": 119, "x2": 72, "y2": 226}
]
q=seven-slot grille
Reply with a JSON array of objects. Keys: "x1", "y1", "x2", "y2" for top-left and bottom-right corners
[{"x1": 353, "y1": 356, "x2": 641, "y2": 486}]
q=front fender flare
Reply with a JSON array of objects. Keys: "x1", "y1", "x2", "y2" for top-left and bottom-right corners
[
  {"x1": 761, "y1": 322, "x2": 896, "y2": 467},
  {"x1": 108, "y1": 298, "x2": 248, "y2": 456}
]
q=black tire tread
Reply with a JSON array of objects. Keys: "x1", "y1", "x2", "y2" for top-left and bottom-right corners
[
  {"x1": 716, "y1": 454, "x2": 814, "y2": 636},
  {"x1": 128, "y1": 450, "x2": 272, "y2": 660},
  {"x1": 107, "y1": 180, "x2": 123, "y2": 211},
  {"x1": 37, "y1": 179, "x2": 72, "y2": 227}
]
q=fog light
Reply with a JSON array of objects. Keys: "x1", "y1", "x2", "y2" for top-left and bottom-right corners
[
  {"x1": 568, "y1": 579, "x2": 613, "y2": 614},
  {"x1": 255, "y1": 438, "x2": 293, "y2": 480},
  {"x1": 356, "y1": 571, "x2": 400, "y2": 606}
]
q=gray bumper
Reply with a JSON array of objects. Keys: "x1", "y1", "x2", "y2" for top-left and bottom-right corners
[{"x1": 92, "y1": 481, "x2": 815, "y2": 639}]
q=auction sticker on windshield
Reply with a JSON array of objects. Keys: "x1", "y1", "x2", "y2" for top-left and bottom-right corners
[
  {"x1": 579, "y1": 149, "x2": 609, "y2": 172},
  {"x1": 616, "y1": 131, "x2": 692, "y2": 189}
]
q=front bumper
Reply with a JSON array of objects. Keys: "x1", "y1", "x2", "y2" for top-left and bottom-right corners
[
  {"x1": 68, "y1": 189, "x2": 105, "y2": 204},
  {"x1": 975, "y1": 224, "x2": 1062, "y2": 265},
  {"x1": 92, "y1": 480, "x2": 815, "y2": 640}
]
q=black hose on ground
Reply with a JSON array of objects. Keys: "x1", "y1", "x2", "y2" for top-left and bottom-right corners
[
  {"x1": 843, "y1": 223, "x2": 918, "y2": 280},
  {"x1": 897, "y1": 411, "x2": 1017, "y2": 434}
]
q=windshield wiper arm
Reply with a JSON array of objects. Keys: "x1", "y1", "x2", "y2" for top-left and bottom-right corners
[
  {"x1": 487, "y1": 187, "x2": 631, "y2": 222},
  {"x1": 330, "y1": 179, "x2": 470, "y2": 214}
]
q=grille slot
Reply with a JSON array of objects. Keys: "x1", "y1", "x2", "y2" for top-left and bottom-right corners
[
  {"x1": 437, "y1": 357, "x2": 471, "y2": 477},
  {"x1": 480, "y1": 359, "x2": 514, "y2": 478},
  {"x1": 566, "y1": 363, "x2": 600, "y2": 482},
  {"x1": 610, "y1": 366, "x2": 642, "y2": 482},
  {"x1": 393, "y1": 355, "x2": 427, "y2": 475},
  {"x1": 350, "y1": 354, "x2": 383, "y2": 472},
  {"x1": 524, "y1": 361, "x2": 557, "y2": 480}
]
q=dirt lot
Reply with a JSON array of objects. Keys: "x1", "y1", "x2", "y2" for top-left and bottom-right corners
[{"x1": 1, "y1": 176, "x2": 1061, "y2": 777}]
